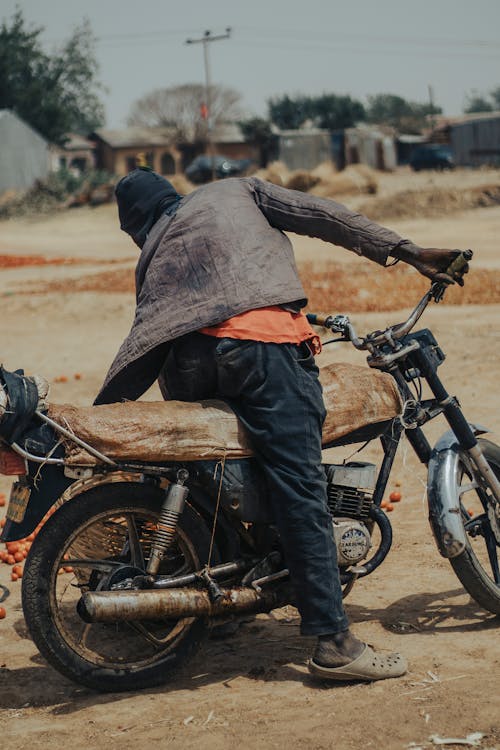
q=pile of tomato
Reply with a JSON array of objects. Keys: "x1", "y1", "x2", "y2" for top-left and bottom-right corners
[
  {"x1": 380, "y1": 489, "x2": 402, "y2": 513},
  {"x1": 0, "y1": 497, "x2": 73, "y2": 619}
]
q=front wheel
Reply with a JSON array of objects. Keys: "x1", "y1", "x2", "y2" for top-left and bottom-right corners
[
  {"x1": 22, "y1": 482, "x2": 214, "y2": 691},
  {"x1": 449, "y1": 438, "x2": 500, "y2": 615}
]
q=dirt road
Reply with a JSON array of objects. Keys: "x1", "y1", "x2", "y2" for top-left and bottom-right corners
[{"x1": 0, "y1": 169, "x2": 499, "y2": 750}]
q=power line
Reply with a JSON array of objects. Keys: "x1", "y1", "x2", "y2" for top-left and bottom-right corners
[
  {"x1": 233, "y1": 39, "x2": 500, "y2": 60},
  {"x1": 46, "y1": 25, "x2": 499, "y2": 54}
]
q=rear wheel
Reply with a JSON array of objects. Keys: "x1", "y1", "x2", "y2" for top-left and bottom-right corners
[
  {"x1": 450, "y1": 439, "x2": 500, "y2": 615},
  {"x1": 22, "y1": 482, "x2": 213, "y2": 691}
]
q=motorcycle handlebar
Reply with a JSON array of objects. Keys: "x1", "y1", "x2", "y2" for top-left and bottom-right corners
[
  {"x1": 307, "y1": 249, "x2": 473, "y2": 350},
  {"x1": 446, "y1": 248, "x2": 473, "y2": 277}
]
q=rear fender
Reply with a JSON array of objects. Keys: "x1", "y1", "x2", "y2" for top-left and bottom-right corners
[
  {"x1": 0, "y1": 469, "x2": 142, "y2": 543},
  {"x1": 427, "y1": 424, "x2": 488, "y2": 558}
]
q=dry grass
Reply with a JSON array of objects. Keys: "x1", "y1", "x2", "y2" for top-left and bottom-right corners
[
  {"x1": 359, "y1": 183, "x2": 500, "y2": 221},
  {"x1": 254, "y1": 160, "x2": 379, "y2": 197},
  {"x1": 253, "y1": 160, "x2": 291, "y2": 186},
  {"x1": 284, "y1": 170, "x2": 321, "y2": 192},
  {"x1": 310, "y1": 165, "x2": 378, "y2": 198}
]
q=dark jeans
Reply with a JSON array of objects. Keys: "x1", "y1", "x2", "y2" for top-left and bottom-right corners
[{"x1": 161, "y1": 332, "x2": 349, "y2": 636}]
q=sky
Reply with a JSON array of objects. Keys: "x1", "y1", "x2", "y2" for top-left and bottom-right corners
[{"x1": 2, "y1": 0, "x2": 500, "y2": 129}]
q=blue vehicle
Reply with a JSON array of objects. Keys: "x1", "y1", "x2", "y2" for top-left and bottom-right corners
[
  {"x1": 409, "y1": 144, "x2": 455, "y2": 171},
  {"x1": 185, "y1": 154, "x2": 253, "y2": 183}
]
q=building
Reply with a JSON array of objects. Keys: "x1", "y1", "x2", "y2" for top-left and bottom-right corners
[
  {"x1": 90, "y1": 126, "x2": 181, "y2": 177},
  {"x1": 56, "y1": 133, "x2": 96, "y2": 173},
  {"x1": 90, "y1": 123, "x2": 258, "y2": 178},
  {"x1": 277, "y1": 129, "x2": 332, "y2": 171},
  {"x1": 344, "y1": 124, "x2": 397, "y2": 171},
  {"x1": 432, "y1": 111, "x2": 500, "y2": 167},
  {"x1": 209, "y1": 123, "x2": 259, "y2": 162},
  {"x1": 0, "y1": 110, "x2": 51, "y2": 195},
  {"x1": 396, "y1": 134, "x2": 428, "y2": 165}
]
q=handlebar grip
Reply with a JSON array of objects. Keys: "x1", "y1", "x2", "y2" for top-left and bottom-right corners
[
  {"x1": 306, "y1": 312, "x2": 332, "y2": 327},
  {"x1": 445, "y1": 249, "x2": 473, "y2": 277}
]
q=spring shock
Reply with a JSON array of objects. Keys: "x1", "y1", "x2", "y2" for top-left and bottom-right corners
[{"x1": 147, "y1": 469, "x2": 189, "y2": 575}]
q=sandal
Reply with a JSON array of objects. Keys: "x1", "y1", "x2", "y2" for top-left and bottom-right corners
[{"x1": 308, "y1": 644, "x2": 407, "y2": 682}]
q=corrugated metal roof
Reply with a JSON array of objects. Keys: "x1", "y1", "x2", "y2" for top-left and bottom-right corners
[
  {"x1": 93, "y1": 122, "x2": 245, "y2": 148},
  {"x1": 0, "y1": 109, "x2": 47, "y2": 144},
  {"x1": 278, "y1": 127, "x2": 330, "y2": 137},
  {"x1": 210, "y1": 122, "x2": 245, "y2": 143},
  {"x1": 92, "y1": 126, "x2": 177, "y2": 148},
  {"x1": 433, "y1": 110, "x2": 500, "y2": 129},
  {"x1": 62, "y1": 133, "x2": 95, "y2": 151},
  {"x1": 397, "y1": 134, "x2": 426, "y2": 144}
]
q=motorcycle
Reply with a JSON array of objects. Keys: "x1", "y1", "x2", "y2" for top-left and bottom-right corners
[{"x1": 1, "y1": 255, "x2": 499, "y2": 693}]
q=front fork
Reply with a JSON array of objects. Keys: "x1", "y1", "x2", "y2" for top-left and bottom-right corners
[
  {"x1": 418, "y1": 356, "x2": 500, "y2": 509},
  {"x1": 390, "y1": 360, "x2": 500, "y2": 556}
]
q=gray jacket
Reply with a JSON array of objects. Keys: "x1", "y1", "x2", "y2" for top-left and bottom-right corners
[{"x1": 95, "y1": 177, "x2": 418, "y2": 404}]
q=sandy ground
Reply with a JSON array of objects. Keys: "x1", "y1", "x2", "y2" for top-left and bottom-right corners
[{"x1": 0, "y1": 168, "x2": 499, "y2": 750}]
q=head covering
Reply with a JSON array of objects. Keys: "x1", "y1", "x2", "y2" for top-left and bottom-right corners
[{"x1": 115, "y1": 167, "x2": 182, "y2": 248}]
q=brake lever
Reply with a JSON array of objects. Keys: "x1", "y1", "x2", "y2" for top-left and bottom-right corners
[{"x1": 431, "y1": 282, "x2": 446, "y2": 303}]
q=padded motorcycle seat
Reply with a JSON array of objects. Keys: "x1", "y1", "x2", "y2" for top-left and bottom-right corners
[{"x1": 48, "y1": 362, "x2": 402, "y2": 466}]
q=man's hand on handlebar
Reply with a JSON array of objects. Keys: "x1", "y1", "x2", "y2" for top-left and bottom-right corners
[{"x1": 390, "y1": 244, "x2": 472, "y2": 286}]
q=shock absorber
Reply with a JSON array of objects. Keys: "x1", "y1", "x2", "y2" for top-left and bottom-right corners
[{"x1": 147, "y1": 469, "x2": 189, "y2": 575}]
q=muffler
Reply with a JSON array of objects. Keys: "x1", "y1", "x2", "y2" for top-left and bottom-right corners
[{"x1": 79, "y1": 585, "x2": 290, "y2": 623}]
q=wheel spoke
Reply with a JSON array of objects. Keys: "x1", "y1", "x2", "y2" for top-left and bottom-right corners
[
  {"x1": 127, "y1": 620, "x2": 185, "y2": 649},
  {"x1": 63, "y1": 559, "x2": 124, "y2": 572},
  {"x1": 126, "y1": 514, "x2": 146, "y2": 570},
  {"x1": 79, "y1": 622, "x2": 93, "y2": 648}
]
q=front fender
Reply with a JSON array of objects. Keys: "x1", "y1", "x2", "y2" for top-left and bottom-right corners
[{"x1": 427, "y1": 424, "x2": 488, "y2": 558}]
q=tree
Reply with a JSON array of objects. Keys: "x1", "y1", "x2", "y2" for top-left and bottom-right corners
[
  {"x1": 267, "y1": 94, "x2": 312, "y2": 130},
  {"x1": 312, "y1": 94, "x2": 365, "y2": 130},
  {"x1": 267, "y1": 93, "x2": 365, "y2": 131},
  {"x1": 366, "y1": 93, "x2": 441, "y2": 133},
  {"x1": 464, "y1": 94, "x2": 493, "y2": 114},
  {"x1": 463, "y1": 87, "x2": 500, "y2": 114},
  {"x1": 239, "y1": 117, "x2": 277, "y2": 166},
  {"x1": 0, "y1": 10, "x2": 105, "y2": 144},
  {"x1": 127, "y1": 84, "x2": 243, "y2": 141},
  {"x1": 490, "y1": 87, "x2": 500, "y2": 110}
]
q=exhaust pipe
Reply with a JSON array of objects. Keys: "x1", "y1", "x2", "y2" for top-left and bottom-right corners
[{"x1": 79, "y1": 585, "x2": 290, "y2": 623}]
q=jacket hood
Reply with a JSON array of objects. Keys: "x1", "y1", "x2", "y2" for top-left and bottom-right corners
[{"x1": 115, "y1": 167, "x2": 182, "y2": 248}]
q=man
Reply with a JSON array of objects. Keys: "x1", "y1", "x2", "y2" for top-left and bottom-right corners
[{"x1": 95, "y1": 167, "x2": 469, "y2": 682}]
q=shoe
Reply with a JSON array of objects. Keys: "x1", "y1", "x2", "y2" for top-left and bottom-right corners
[{"x1": 308, "y1": 643, "x2": 407, "y2": 682}]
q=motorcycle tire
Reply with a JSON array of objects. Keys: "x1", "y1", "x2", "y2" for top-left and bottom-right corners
[
  {"x1": 22, "y1": 482, "x2": 215, "y2": 692},
  {"x1": 449, "y1": 438, "x2": 500, "y2": 616}
]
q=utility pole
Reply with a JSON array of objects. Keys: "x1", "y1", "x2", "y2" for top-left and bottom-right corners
[
  {"x1": 185, "y1": 28, "x2": 231, "y2": 180},
  {"x1": 428, "y1": 84, "x2": 436, "y2": 136}
]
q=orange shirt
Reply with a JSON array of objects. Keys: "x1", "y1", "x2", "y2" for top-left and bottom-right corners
[{"x1": 199, "y1": 306, "x2": 321, "y2": 354}]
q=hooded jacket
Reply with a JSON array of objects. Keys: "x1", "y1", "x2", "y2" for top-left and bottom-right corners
[
  {"x1": 115, "y1": 167, "x2": 182, "y2": 248},
  {"x1": 95, "y1": 175, "x2": 420, "y2": 405}
]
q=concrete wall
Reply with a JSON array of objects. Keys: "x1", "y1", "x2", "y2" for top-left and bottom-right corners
[
  {"x1": 0, "y1": 110, "x2": 50, "y2": 195},
  {"x1": 278, "y1": 131, "x2": 332, "y2": 170},
  {"x1": 344, "y1": 127, "x2": 397, "y2": 171}
]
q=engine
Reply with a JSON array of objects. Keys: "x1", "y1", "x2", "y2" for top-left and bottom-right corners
[
  {"x1": 332, "y1": 519, "x2": 372, "y2": 566},
  {"x1": 325, "y1": 462, "x2": 377, "y2": 566}
]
